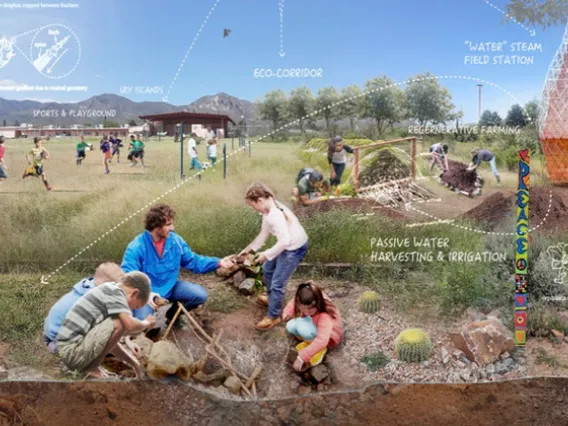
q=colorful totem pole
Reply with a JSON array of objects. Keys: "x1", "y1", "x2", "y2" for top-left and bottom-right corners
[{"x1": 514, "y1": 149, "x2": 530, "y2": 348}]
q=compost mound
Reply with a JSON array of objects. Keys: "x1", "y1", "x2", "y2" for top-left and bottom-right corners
[
  {"x1": 461, "y1": 186, "x2": 568, "y2": 232},
  {"x1": 440, "y1": 159, "x2": 480, "y2": 192},
  {"x1": 358, "y1": 149, "x2": 410, "y2": 188},
  {"x1": 297, "y1": 198, "x2": 406, "y2": 220}
]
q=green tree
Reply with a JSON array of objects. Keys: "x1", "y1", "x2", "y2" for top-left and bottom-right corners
[
  {"x1": 128, "y1": 119, "x2": 137, "y2": 126},
  {"x1": 479, "y1": 110, "x2": 503, "y2": 127},
  {"x1": 362, "y1": 76, "x2": 405, "y2": 138},
  {"x1": 524, "y1": 99, "x2": 539, "y2": 127},
  {"x1": 505, "y1": 104, "x2": 527, "y2": 127},
  {"x1": 504, "y1": 0, "x2": 568, "y2": 29},
  {"x1": 339, "y1": 85, "x2": 365, "y2": 133},
  {"x1": 288, "y1": 87, "x2": 314, "y2": 136},
  {"x1": 103, "y1": 120, "x2": 120, "y2": 128},
  {"x1": 257, "y1": 89, "x2": 288, "y2": 139},
  {"x1": 406, "y1": 72, "x2": 455, "y2": 126},
  {"x1": 315, "y1": 86, "x2": 340, "y2": 136}
]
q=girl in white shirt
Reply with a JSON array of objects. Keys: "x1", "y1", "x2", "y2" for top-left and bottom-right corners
[{"x1": 240, "y1": 182, "x2": 309, "y2": 330}]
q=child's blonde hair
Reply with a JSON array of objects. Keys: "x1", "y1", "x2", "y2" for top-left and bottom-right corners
[
  {"x1": 93, "y1": 262, "x2": 125, "y2": 286},
  {"x1": 245, "y1": 182, "x2": 290, "y2": 221}
]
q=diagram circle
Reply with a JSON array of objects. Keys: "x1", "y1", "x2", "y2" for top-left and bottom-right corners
[{"x1": 29, "y1": 23, "x2": 81, "y2": 79}]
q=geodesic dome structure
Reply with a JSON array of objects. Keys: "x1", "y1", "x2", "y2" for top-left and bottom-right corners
[{"x1": 539, "y1": 22, "x2": 568, "y2": 183}]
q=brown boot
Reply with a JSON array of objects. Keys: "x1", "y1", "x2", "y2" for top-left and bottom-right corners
[
  {"x1": 255, "y1": 316, "x2": 281, "y2": 331},
  {"x1": 256, "y1": 294, "x2": 269, "y2": 307}
]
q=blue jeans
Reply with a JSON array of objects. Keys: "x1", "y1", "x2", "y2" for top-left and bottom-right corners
[
  {"x1": 286, "y1": 316, "x2": 317, "y2": 341},
  {"x1": 190, "y1": 157, "x2": 201, "y2": 170},
  {"x1": 263, "y1": 242, "x2": 308, "y2": 318},
  {"x1": 489, "y1": 157, "x2": 499, "y2": 177},
  {"x1": 331, "y1": 162, "x2": 345, "y2": 186},
  {"x1": 132, "y1": 280, "x2": 208, "y2": 320}
]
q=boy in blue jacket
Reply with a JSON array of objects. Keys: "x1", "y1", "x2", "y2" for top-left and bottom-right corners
[
  {"x1": 43, "y1": 262, "x2": 125, "y2": 354},
  {"x1": 121, "y1": 204, "x2": 235, "y2": 324}
]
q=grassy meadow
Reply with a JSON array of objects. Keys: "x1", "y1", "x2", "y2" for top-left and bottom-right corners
[{"x1": 0, "y1": 135, "x2": 564, "y2": 369}]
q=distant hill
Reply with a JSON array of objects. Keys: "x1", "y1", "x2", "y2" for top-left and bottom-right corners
[{"x1": 0, "y1": 93, "x2": 259, "y2": 128}]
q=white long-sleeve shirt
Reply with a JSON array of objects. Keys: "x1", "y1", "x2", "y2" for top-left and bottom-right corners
[
  {"x1": 248, "y1": 199, "x2": 308, "y2": 261},
  {"x1": 188, "y1": 138, "x2": 197, "y2": 158}
]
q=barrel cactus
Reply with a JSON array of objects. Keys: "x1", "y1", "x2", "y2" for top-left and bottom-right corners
[
  {"x1": 358, "y1": 291, "x2": 380, "y2": 313},
  {"x1": 394, "y1": 328, "x2": 433, "y2": 363}
]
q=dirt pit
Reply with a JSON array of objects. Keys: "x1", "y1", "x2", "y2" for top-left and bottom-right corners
[
  {"x1": 461, "y1": 186, "x2": 568, "y2": 232},
  {"x1": 2, "y1": 378, "x2": 568, "y2": 426},
  {"x1": 296, "y1": 198, "x2": 406, "y2": 220},
  {"x1": 439, "y1": 159, "x2": 481, "y2": 194}
]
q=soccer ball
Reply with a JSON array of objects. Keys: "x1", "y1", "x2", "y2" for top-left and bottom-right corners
[
  {"x1": 41, "y1": 151, "x2": 49, "y2": 159},
  {"x1": 201, "y1": 162, "x2": 211, "y2": 170}
]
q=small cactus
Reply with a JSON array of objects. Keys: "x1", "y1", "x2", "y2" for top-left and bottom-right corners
[
  {"x1": 359, "y1": 291, "x2": 380, "y2": 313},
  {"x1": 394, "y1": 328, "x2": 433, "y2": 363}
]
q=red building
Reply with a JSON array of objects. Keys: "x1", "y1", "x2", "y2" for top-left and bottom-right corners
[{"x1": 138, "y1": 111, "x2": 235, "y2": 137}]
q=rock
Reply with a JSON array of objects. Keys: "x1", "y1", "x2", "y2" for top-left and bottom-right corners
[
  {"x1": 449, "y1": 318, "x2": 515, "y2": 366},
  {"x1": 486, "y1": 364, "x2": 495, "y2": 375},
  {"x1": 487, "y1": 310, "x2": 502, "y2": 319},
  {"x1": 480, "y1": 370, "x2": 487, "y2": 379},
  {"x1": 310, "y1": 365, "x2": 329, "y2": 383},
  {"x1": 298, "y1": 385, "x2": 312, "y2": 396},
  {"x1": 504, "y1": 371, "x2": 521, "y2": 379},
  {"x1": 503, "y1": 358, "x2": 514, "y2": 368},
  {"x1": 551, "y1": 329, "x2": 565, "y2": 340},
  {"x1": 499, "y1": 352, "x2": 510, "y2": 360},
  {"x1": 492, "y1": 374, "x2": 504, "y2": 381},
  {"x1": 459, "y1": 369, "x2": 471, "y2": 381},
  {"x1": 564, "y1": 336, "x2": 568, "y2": 344},
  {"x1": 107, "y1": 407, "x2": 118, "y2": 420},
  {"x1": 216, "y1": 265, "x2": 239, "y2": 277},
  {"x1": 232, "y1": 271, "x2": 247, "y2": 287},
  {"x1": 7, "y1": 366, "x2": 51, "y2": 380},
  {"x1": 193, "y1": 369, "x2": 231, "y2": 387},
  {"x1": 0, "y1": 366, "x2": 7, "y2": 380},
  {"x1": 238, "y1": 278, "x2": 256, "y2": 295},
  {"x1": 495, "y1": 362, "x2": 509, "y2": 375},
  {"x1": 422, "y1": 361, "x2": 429, "y2": 368},
  {"x1": 441, "y1": 348, "x2": 451, "y2": 365},
  {"x1": 146, "y1": 341, "x2": 193, "y2": 381},
  {"x1": 223, "y1": 376, "x2": 242, "y2": 394},
  {"x1": 287, "y1": 347, "x2": 299, "y2": 365},
  {"x1": 455, "y1": 360, "x2": 466, "y2": 369}
]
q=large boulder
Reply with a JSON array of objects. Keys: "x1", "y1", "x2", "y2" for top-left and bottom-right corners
[
  {"x1": 146, "y1": 341, "x2": 194, "y2": 381},
  {"x1": 449, "y1": 318, "x2": 516, "y2": 366}
]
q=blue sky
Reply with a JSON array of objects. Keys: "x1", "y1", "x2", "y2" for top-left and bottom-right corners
[{"x1": 0, "y1": 0, "x2": 565, "y2": 123}]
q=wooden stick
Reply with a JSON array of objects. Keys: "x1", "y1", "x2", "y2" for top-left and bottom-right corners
[
  {"x1": 245, "y1": 366, "x2": 262, "y2": 389},
  {"x1": 252, "y1": 381, "x2": 257, "y2": 398},
  {"x1": 204, "y1": 347, "x2": 252, "y2": 397},
  {"x1": 162, "y1": 304, "x2": 183, "y2": 341}
]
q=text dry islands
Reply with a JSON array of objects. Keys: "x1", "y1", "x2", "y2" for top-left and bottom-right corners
[{"x1": 369, "y1": 237, "x2": 507, "y2": 263}]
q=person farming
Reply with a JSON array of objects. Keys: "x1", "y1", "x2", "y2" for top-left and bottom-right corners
[
  {"x1": 292, "y1": 168, "x2": 330, "y2": 207},
  {"x1": 467, "y1": 148, "x2": 501, "y2": 185},
  {"x1": 328, "y1": 136, "x2": 354, "y2": 189},
  {"x1": 429, "y1": 142, "x2": 449, "y2": 173}
]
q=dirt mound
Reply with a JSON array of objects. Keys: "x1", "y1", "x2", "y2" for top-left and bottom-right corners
[
  {"x1": 358, "y1": 149, "x2": 410, "y2": 187},
  {"x1": 440, "y1": 159, "x2": 481, "y2": 193},
  {"x1": 461, "y1": 187, "x2": 568, "y2": 232},
  {"x1": 297, "y1": 198, "x2": 406, "y2": 220}
]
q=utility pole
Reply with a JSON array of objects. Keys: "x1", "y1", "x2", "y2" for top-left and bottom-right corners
[{"x1": 477, "y1": 84, "x2": 483, "y2": 122}]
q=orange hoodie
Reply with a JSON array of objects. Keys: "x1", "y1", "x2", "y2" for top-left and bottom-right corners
[{"x1": 282, "y1": 293, "x2": 344, "y2": 363}]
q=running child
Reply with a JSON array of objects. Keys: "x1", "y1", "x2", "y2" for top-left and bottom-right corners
[
  {"x1": 239, "y1": 182, "x2": 309, "y2": 330},
  {"x1": 283, "y1": 282, "x2": 344, "y2": 371},
  {"x1": 44, "y1": 262, "x2": 125, "y2": 354},
  {"x1": 327, "y1": 136, "x2": 354, "y2": 189},
  {"x1": 76, "y1": 136, "x2": 91, "y2": 165},
  {"x1": 109, "y1": 135, "x2": 122, "y2": 163},
  {"x1": 23, "y1": 137, "x2": 52, "y2": 191},
  {"x1": 56, "y1": 271, "x2": 156, "y2": 379},
  {"x1": 207, "y1": 138, "x2": 218, "y2": 168},
  {"x1": 0, "y1": 136, "x2": 7, "y2": 183},
  {"x1": 100, "y1": 136, "x2": 111, "y2": 174},
  {"x1": 188, "y1": 132, "x2": 201, "y2": 171},
  {"x1": 129, "y1": 135, "x2": 145, "y2": 168}
]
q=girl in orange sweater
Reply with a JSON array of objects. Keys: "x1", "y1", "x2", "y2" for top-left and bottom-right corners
[{"x1": 282, "y1": 282, "x2": 344, "y2": 371}]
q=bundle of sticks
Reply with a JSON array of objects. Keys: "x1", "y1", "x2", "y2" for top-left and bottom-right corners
[
  {"x1": 163, "y1": 302, "x2": 263, "y2": 398},
  {"x1": 359, "y1": 179, "x2": 436, "y2": 208}
]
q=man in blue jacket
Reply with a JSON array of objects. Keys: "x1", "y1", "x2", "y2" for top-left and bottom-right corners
[
  {"x1": 121, "y1": 203, "x2": 235, "y2": 324},
  {"x1": 43, "y1": 262, "x2": 125, "y2": 353}
]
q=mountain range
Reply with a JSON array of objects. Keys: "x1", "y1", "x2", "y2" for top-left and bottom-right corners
[{"x1": 0, "y1": 92, "x2": 258, "y2": 127}]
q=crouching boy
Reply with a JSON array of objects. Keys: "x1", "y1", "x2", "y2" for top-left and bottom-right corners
[
  {"x1": 44, "y1": 262, "x2": 125, "y2": 354},
  {"x1": 56, "y1": 271, "x2": 156, "y2": 379}
]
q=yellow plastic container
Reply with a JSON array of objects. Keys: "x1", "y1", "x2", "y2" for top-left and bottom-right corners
[{"x1": 296, "y1": 342, "x2": 327, "y2": 367}]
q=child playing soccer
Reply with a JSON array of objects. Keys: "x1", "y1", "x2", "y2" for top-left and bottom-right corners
[
  {"x1": 129, "y1": 135, "x2": 145, "y2": 168},
  {"x1": 109, "y1": 136, "x2": 122, "y2": 163},
  {"x1": 0, "y1": 136, "x2": 7, "y2": 183},
  {"x1": 76, "y1": 136, "x2": 91, "y2": 165},
  {"x1": 188, "y1": 132, "x2": 201, "y2": 171},
  {"x1": 100, "y1": 136, "x2": 111, "y2": 174},
  {"x1": 239, "y1": 182, "x2": 309, "y2": 330},
  {"x1": 207, "y1": 138, "x2": 218, "y2": 168},
  {"x1": 56, "y1": 271, "x2": 156, "y2": 379},
  {"x1": 44, "y1": 262, "x2": 125, "y2": 354},
  {"x1": 23, "y1": 137, "x2": 52, "y2": 191},
  {"x1": 282, "y1": 282, "x2": 343, "y2": 371}
]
